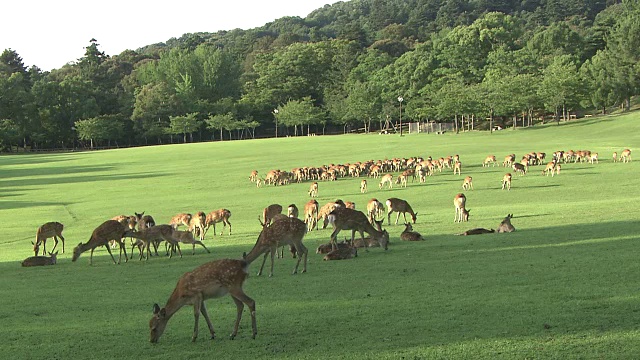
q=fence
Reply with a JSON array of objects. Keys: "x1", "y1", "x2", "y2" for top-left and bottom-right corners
[{"x1": 407, "y1": 122, "x2": 454, "y2": 134}]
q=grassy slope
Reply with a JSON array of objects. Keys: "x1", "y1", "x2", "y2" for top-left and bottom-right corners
[{"x1": 0, "y1": 114, "x2": 638, "y2": 359}]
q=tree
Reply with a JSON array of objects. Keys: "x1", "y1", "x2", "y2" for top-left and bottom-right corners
[
  {"x1": 275, "y1": 97, "x2": 324, "y2": 136},
  {"x1": 168, "y1": 112, "x2": 201, "y2": 143},
  {"x1": 74, "y1": 115, "x2": 124, "y2": 149},
  {"x1": 131, "y1": 82, "x2": 176, "y2": 144},
  {"x1": 205, "y1": 113, "x2": 234, "y2": 140},
  {"x1": 537, "y1": 55, "x2": 582, "y2": 122}
]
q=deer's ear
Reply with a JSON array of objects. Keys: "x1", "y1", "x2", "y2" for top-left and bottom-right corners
[
  {"x1": 153, "y1": 303, "x2": 161, "y2": 314},
  {"x1": 31, "y1": 241, "x2": 35, "y2": 245}
]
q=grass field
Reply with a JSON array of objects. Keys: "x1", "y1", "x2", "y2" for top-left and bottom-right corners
[{"x1": 1, "y1": 113, "x2": 638, "y2": 359}]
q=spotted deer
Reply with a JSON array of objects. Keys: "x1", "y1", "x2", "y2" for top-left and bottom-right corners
[
  {"x1": 308, "y1": 182, "x2": 318, "y2": 197},
  {"x1": 378, "y1": 174, "x2": 393, "y2": 189},
  {"x1": 188, "y1": 211, "x2": 207, "y2": 241},
  {"x1": 32, "y1": 221, "x2": 65, "y2": 256},
  {"x1": 287, "y1": 204, "x2": 299, "y2": 218},
  {"x1": 204, "y1": 209, "x2": 232, "y2": 236},
  {"x1": 323, "y1": 247, "x2": 358, "y2": 261},
  {"x1": 171, "y1": 230, "x2": 211, "y2": 255},
  {"x1": 149, "y1": 258, "x2": 257, "y2": 343},
  {"x1": 360, "y1": 179, "x2": 367, "y2": 193},
  {"x1": 125, "y1": 225, "x2": 183, "y2": 260},
  {"x1": 366, "y1": 198, "x2": 385, "y2": 224},
  {"x1": 620, "y1": 149, "x2": 631, "y2": 163},
  {"x1": 72, "y1": 220, "x2": 129, "y2": 265},
  {"x1": 244, "y1": 217, "x2": 308, "y2": 277},
  {"x1": 170, "y1": 213, "x2": 192, "y2": 230},
  {"x1": 327, "y1": 207, "x2": 389, "y2": 251},
  {"x1": 303, "y1": 200, "x2": 319, "y2": 231},
  {"x1": 400, "y1": 223, "x2": 424, "y2": 241},
  {"x1": 21, "y1": 251, "x2": 58, "y2": 267},
  {"x1": 110, "y1": 215, "x2": 138, "y2": 248},
  {"x1": 317, "y1": 201, "x2": 342, "y2": 229},
  {"x1": 454, "y1": 193, "x2": 469, "y2": 222},
  {"x1": 262, "y1": 204, "x2": 283, "y2": 226},
  {"x1": 483, "y1": 155, "x2": 497, "y2": 167},
  {"x1": 497, "y1": 214, "x2": 516, "y2": 233},
  {"x1": 462, "y1": 176, "x2": 473, "y2": 190},
  {"x1": 385, "y1": 198, "x2": 417, "y2": 225},
  {"x1": 502, "y1": 173, "x2": 512, "y2": 190}
]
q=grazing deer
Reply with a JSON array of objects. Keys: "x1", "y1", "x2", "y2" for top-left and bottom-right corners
[
  {"x1": 125, "y1": 225, "x2": 183, "y2": 260},
  {"x1": 308, "y1": 182, "x2": 318, "y2": 197},
  {"x1": 72, "y1": 220, "x2": 129, "y2": 265},
  {"x1": 327, "y1": 207, "x2": 389, "y2": 251},
  {"x1": 379, "y1": 173, "x2": 393, "y2": 189},
  {"x1": 366, "y1": 198, "x2": 385, "y2": 224},
  {"x1": 169, "y1": 213, "x2": 192, "y2": 230},
  {"x1": 303, "y1": 200, "x2": 319, "y2": 231},
  {"x1": 135, "y1": 212, "x2": 156, "y2": 231},
  {"x1": 204, "y1": 209, "x2": 232, "y2": 236},
  {"x1": 188, "y1": 211, "x2": 207, "y2": 241},
  {"x1": 385, "y1": 198, "x2": 417, "y2": 225},
  {"x1": 249, "y1": 170, "x2": 259, "y2": 183},
  {"x1": 262, "y1": 204, "x2": 283, "y2": 226},
  {"x1": 453, "y1": 161, "x2": 461, "y2": 175},
  {"x1": 317, "y1": 201, "x2": 342, "y2": 229},
  {"x1": 455, "y1": 228, "x2": 495, "y2": 236},
  {"x1": 256, "y1": 178, "x2": 264, "y2": 188},
  {"x1": 172, "y1": 230, "x2": 210, "y2": 255},
  {"x1": 588, "y1": 153, "x2": 599, "y2": 164},
  {"x1": 21, "y1": 251, "x2": 58, "y2": 267},
  {"x1": 395, "y1": 173, "x2": 408, "y2": 188},
  {"x1": 512, "y1": 163, "x2": 526, "y2": 176},
  {"x1": 360, "y1": 179, "x2": 368, "y2": 193},
  {"x1": 462, "y1": 176, "x2": 473, "y2": 190},
  {"x1": 149, "y1": 258, "x2": 257, "y2": 343},
  {"x1": 612, "y1": 151, "x2": 618, "y2": 163},
  {"x1": 323, "y1": 247, "x2": 358, "y2": 261},
  {"x1": 542, "y1": 161, "x2": 557, "y2": 176},
  {"x1": 503, "y1": 154, "x2": 515, "y2": 167},
  {"x1": 400, "y1": 223, "x2": 424, "y2": 241},
  {"x1": 497, "y1": 214, "x2": 516, "y2": 233},
  {"x1": 483, "y1": 155, "x2": 497, "y2": 167},
  {"x1": 620, "y1": 149, "x2": 631, "y2": 163},
  {"x1": 502, "y1": 173, "x2": 512, "y2": 190},
  {"x1": 454, "y1": 193, "x2": 469, "y2": 222},
  {"x1": 287, "y1": 204, "x2": 299, "y2": 218},
  {"x1": 244, "y1": 217, "x2": 308, "y2": 277},
  {"x1": 32, "y1": 221, "x2": 65, "y2": 256}
]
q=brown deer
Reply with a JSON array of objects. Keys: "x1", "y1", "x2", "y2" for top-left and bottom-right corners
[
  {"x1": 149, "y1": 258, "x2": 257, "y2": 343},
  {"x1": 204, "y1": 209, "x2": 232, "y2": 236},
  {"x1": 360, "y1": 179, "x2": 367, "y2": 193},
  {"x1": 503, "y1": 154, "x2": 516, "y2": 167},
  {"x1": 454, "y1": 193, "x2": 469, "y2": 222},
  {"x1": 497, "y1": 214, "x2": 516, "y2": 233},
  {"x1": 588, "y1": 152, "x2": 599, "y2": 164},
  {"x1": 385, "y1": 198, "x2": 417, "y2": 225},
  {"x1": 455, "y1": 228, "x2": 495, "y2": 236},
  {"x1": 483, "y1": 155, "x2": 497, "y2": 167},
  {"x1": 110, "y1": 215, "x2": 138, "y2": 248},
  {"x1": 32, "y1": 221, "x2": 65, "y2": 256},
  {"x1": 542, "y1": 161, "x2": 557, "y2": 176},
  {"x1": 244, "y1": 217, "x2": 308, "y2": 277},
  {"x1": 308, "y1": 182, "x2": 318, "y2": 197},
  {"x1": 453, "y1": 161, "x2": 461, "y2": 175},
  {"x1": 125, "y1": 225, "x2": 183, "y2": 260},
  {"x1": 262, "y1": 204, "x2": 283, "y2": 226},
  {"x1": 188, "y1": 211, "x2": 207, "y2": 241},
  {"x1": 328, "y1": 207, "x2": 389, "y2": 251},
  {"x1": 316, "y1": 240, "x2": 351, "y2": 254},
  {"x1": 303, "y1": 200, "x2": 319, "y2": 231},
  {"x1": 135, "y1": 212, "x2": 156, "y2": 230},
  {"x1": 512, "y1": 163, "x2": 526, "y2": 176},
  {"x1": 378, "y1": 173, "x2": 393, "y2": 189},
  {"x1": 21, "y1": 251, "x2": 58, "y2": 267},
  {"x1": 620, "y1": 149, "x2": 631, "y2": 163},
  {"x1": 169, "y1": 213, "x2": 192, "y2": 230},
  {"x1": 72, "y1": 220, "x2": 129, "y2": 265},
  {"x1": 612, "y1": 151, "x2": 618, "y2": 163},
  {"x1": 344, "y1": 201, "x2": 356, "y2": 210},
  {"x1": 317, "y1": 201, "x2": 342, "y2": 229},
  {"x1": 462, "y1": 176, "x2": 473, "y2": 190},
  {"x1": 287, "y1": 204, "x2": 299, "y2": 218},
  {"x1": 502, "y1": 173, "x2": 512, "y2": 190},
  {"x1": 323, "y1": 247, "x2": 358, "y2": 261},
  {"x1": 400, "y1": 223, "x2": 424, "y2": 241},
  {"x1": 395, "y1": 173, "x2": 408, "y2": 188},
  {"x1": 366, "y1": 198, "x2": 385, "y2": 224},
  {"x1": 249, "y1": 170, "x2": 259, "y2": 183},
  {"x1": 172, "y1": 230, "x2": 211, "y2": 255}
]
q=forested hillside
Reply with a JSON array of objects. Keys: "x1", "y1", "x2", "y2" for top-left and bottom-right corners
[{"x1": 1, "y1": 0, "x2": 637, "y2": 150}]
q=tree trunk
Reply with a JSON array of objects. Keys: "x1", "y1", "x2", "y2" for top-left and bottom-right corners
[
  {"x1": 489, "y1": 108, "x2": 493, "y2": 134},
  {"x1": 454, "y1": 114, "x2": 459, "y2": 134}
]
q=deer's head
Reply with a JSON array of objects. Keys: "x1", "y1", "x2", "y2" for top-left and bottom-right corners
[
  {"x1": 31, "y1": 241, "x2": 39, "y2": 256},
  {"x1": 411, "y1": 212, "x2": 418, "y2": 224},
  {"x1": 150, "y1": 303, "x2": 169, "y2": 343},
  {"x1": 135, "y1": 211, "x2": 145, "y2": 220},
  {"x1": 377, "y1": 230, "x2": 389, "y2": 250},
  {"x1": 71, "y1": 243, "x2": 83, "y2": 262},
  {"x1": 49, "y1": 251, "x2": 58, "y2": 264}
]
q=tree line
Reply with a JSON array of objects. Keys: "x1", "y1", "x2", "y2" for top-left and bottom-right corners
[{"x1": 0, "y1": 0, "x2": 637, "y2": 151}]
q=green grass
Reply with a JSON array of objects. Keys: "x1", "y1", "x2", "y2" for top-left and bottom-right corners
[{"x1": 0, "y1": 114, "x2": 638, "y2": 359}]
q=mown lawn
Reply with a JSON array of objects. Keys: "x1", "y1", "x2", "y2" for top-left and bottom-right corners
[{"x1": 0, "y1": 113, "x2": 638, "y2": 359}]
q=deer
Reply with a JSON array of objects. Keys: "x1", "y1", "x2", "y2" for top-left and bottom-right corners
[
  {"x1": 366, "y1": 198, "x2": 385, "y2": 224},
  {"x1": 378, "y1": 173, "x2": 393, "y2": 189},
  {"x1": 323, "y1": 247, "x2": 358, "y2": 261},
  {"x1": 287, "y1": 204, "x2": 299, "y2": 218},
  {"x1": 327, "y1": 207, "x2": 389, "y2": 252},
  {"x1": 244, "y1": 217, "x2": 308, "y2": 277},
  {"x1": 462, "y1": 176, "x2": 473, "y2": 190},
  {"x1": 612, "y1": 151, "x2": 618, "y2": 163},
  {"x1": 360, "y1": 179, "x2": 367, "y2": 193},
  {"x1": 542, "y1": 161, "x2": 557, "y2": 176},
  {"x1": 400, "y1": 223, "x2": 424, "y2": 241},
  {"x1": 262, "y1": 204, "x2": 283, "y2": 226},
  {"x1": 317, "y1": 201, "x2": 342, "y2": 229},
  {"x1": 395, "y1": 173, "x2": 408, "y2": 188},
  {"x1": 110, "y1": 215, "x2": 138, "y2": 248},
  {"x1": 303, "y1": 200, "x2": 319, "y2": 231},
  {"x1": 72, "y1": 220, "x2": 129, "y2": 265},
  {"x1": 502, "y1": 173, "x2": 512, "y2": 190},
  {"x1": 316, "y1": 240, "x2": 351, "y2": 254},
  {"x1": 483, "y1": 155, "x2": 497, "y2": 167},
  {"x1": 497, "y1": 214, "x2": 516, "y2": 233},
  {"x1": 249, "y1": 170, "x2": 259, "y2": 183},
  {"x1": 512, "y1": 163, "x2": 526, "y2": 176},
  {"x1": 453, "y1": 161, "x2": 461, "y2": 175},
  {"x1": 503, "y1": 154, "x2": 516, "y2": 167},
  {"x1": 385, "y1": 198, "x2": 417, "y2": 225},
  {"x1": 588, "y1": 152, "x2": 599, "y2": 164},
  {"x1": 149, "y1": 257, "x2": 257, "y2": 343},
  {"x1": 125, "y1": 225, "x2": 183, "y2": 260},
  {"x1": 21, "y1": 251, "x2": 58, "y2": 267},
  {"x1": 32, "y1": 221, "x2": 65, "y2": 256},
  {"x1": 135, "y1": 212, "x2": 156, "y2": 230},
  {"x1": 169, "y1": 213, "x2": 192, "y2": 230},
  {"x1": 620, "y1": 149, "x2": 631, "y2": 163},
  {"x1": 454, "y1": 193, "x2": 469, "y2": 222},
  {"x1": 171, "y1": 229, "x2": 211, "y2": 255},
  {"x1": 344, "y1": 201, "x2": 356, "y2": 210},
  {"x1": 188, "y1": 211, "x2": 207, "y2": 241},
  {"x1": 455, "y1": 228, "x2": 495, "y2": 236},
  {"x1": 308, "y1": 182, "x2": 318, "y2": 197},
  {"x1": 204, "y1": 209, "x2": 232, "y2": 236}
]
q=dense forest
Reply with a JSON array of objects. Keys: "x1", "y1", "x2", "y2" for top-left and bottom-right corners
[{"x1": 1, "y1": 0, "x2": 638, "y2": 150}]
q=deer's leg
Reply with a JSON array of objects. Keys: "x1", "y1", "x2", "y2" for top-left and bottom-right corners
[
  {"x1": 329, "y1": 228, "x2": 340, "y2": 250},
  {"x1": 104, "y1": 244, "x2": 118, "y2": 264},
  {"x1": 227, "y1": 221, "x2": 232, "y2": 235},
  {"x1": 395, "y1": 212, "x2": 401, "y2": 225},
  {"x1": 199, "y1": 300, "x2": 216, "y2": 340},
  {"x1": 257, "y1": 253, "x2": 268, "y2": 276},
  {"x1": 196, "y1": 241, "x2": 210, "y2": 253},
  {"x1": 229, "y1": 289, "x2": 256, "y2": 339},
  {"x1": 50, "y1": 236, "x2": 59, "y2": 254},
  {"x1": 359, "y1": 230, "x2": 369, "y2": 252},
  {"x1": 192, "y1": 297, "x2": 202, "y2": 342},
  {"x1": 175, "y1": 243, "x2": 183, "y2": 258},
  {"x1": 403, "y1": 213, "x2": 408, "y2": 223},
  {"x1": 90, "y1": 248, "x2": 95, "y2": 265},
  {"x1": 269, "y1": 249, "x2": 276, "y2": 277},
  {"x1": 292, "y1": 242, "x2": 307, "y2": 274},
  {"x1": 118, "y1": 240, "x2": 129, "y2": 263},
  {"x1": 59, "y1": 235, "x2": 65, "y2": 253}
]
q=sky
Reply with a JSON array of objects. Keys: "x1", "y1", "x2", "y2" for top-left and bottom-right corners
[{"x1": 2, "y1": 0, "x2": 339, "y2": 71}]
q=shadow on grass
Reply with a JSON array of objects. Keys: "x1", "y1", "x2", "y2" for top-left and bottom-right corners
[{"x1": 0, "y1": 170, "x2": 169, "y2": 188}]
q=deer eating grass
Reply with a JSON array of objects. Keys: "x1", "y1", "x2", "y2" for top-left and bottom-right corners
[
  {"x1": 379, "y1": 174, "x2": 393, "y2": 189},
  {"x1": 262, "y1": 204, "x2": 283, "y2": 226},
  {"x1": 32, "y1": 221, "x2": 65, "y2": 256},
  {"x1": 385, "y1": 198, "x2": 417, "y2": 225},
  {"x1": 454, "y1": 193, "x2": 469, "y2": 223},
  {"x1": 125, "y1": 225, "x2": 183, "y2": 260},
  {"x1": 170, "y1": 213, "x2": 192, "y2": 230},
  {"x1": 149, "y1": 258, "x2": 257, "y2": 343},
  {"x1": 483, "y1": 155, "x2": 497, "y2": 167},
  {"x1": 188, "y1": 211, "x2": 207, "y2": 241},
  {"x1": 366, "y1": 198, "x2": 384, "y2": 224},
  {"x1": 620, "y1": 149, "x2": 631, "y2": 163},
  {"x1": 328, "y1": 207, "x2": 389, "y2": 252},
  {"x1": 462, "y1": 176, "x2": 473, "y2": 190},
  {"x1": 21, "y1": 251, "x2": 58, "y2": 267},
  {"x1": 72, "y1": 220, "x2": 129, "y2": 265},
  {"x1": 497, "y1": 214, "x2": 516, "y2": 233},
  {"x1": 204, "y1": 209, "x2": 232, "y2": 237}
]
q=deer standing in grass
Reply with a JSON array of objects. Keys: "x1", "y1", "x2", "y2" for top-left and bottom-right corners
[
  {"x1": 503, "y1": 154, "x2": 515, "y2": 167},
  {"x1": 110, "y1": 215, "x2": 137, "y2": 248},
  {"x1": 172, "y1": 230, "x2": 210, "y2": 255},
  {"x1": 204, "y1": 209, "x2": 232, "y2": 236},
  {"x1": 620, "y1": 149, "x2": 631, "y2": 163},
  {"x1": 327, "y1": 207, "x2": 389, "y2": 251},
  {"x1": 149, "y1": 258, "x2": 257, "y2": 343},
  {"x1": 502, "y1": 173, "x2": 512, "y2": 190},
  {"x1": 512, "y1": 163, "x2": 526, "y2": 176},
  {"x1": 360, "y1": 179, "x2": 367, "y2": 193},
  {"x1": 32, "y1": 221, "x2": 65, "y2": 256},
  {"x1": 188, "y1": 211, "x2": 207, "y2": 241},
  {"x1": 303, "y1": 200, "x2": 319, "y2": 231},
  {"x1": 542, "y1": 161, "x2": 557, "y2": 176},
  {"x1": 379, "y1": 174, "x2": 393, "y2": 189},
  {"x1": 308, "y1": 182, "x2": 318, "y2": 197},
  {"x1": 386, "y1": 198, "x2": 417, "y2": 225},
  {"x1": 317, "y1": 201, "x2": 342, "y2": 229},
  {"x1": 483, "y1": 155, "x2": 497, "y2": 167},
  {"x1": 366, "y1": 198, "x2": 385, "y2": 224},
  {"x1": 22, "y1": 251, "x2": 58, "y2": 267},
  {"x1": 170, "y1": 213, "x2": 192, "y2": 230},
  {"x1": 497, "y1": 214, "x2": 516, "y2": 233},
  {"x1": 125, "y1": 225, "x2": 183, "y2": 260},
  {"x1": 454, "y1": 193, "x2": 469, "y2": 222},
  {"x1": 244, "y1": 217, "x2": 308, "y2": 277},
  {"x1": 135, "y1": 212, "x2": 156, "y2": 230},
  {"x1": 612, "y1": 152, "x2": 618, "y2": 163},
  {"x1": 287, "y1": 204, "x2": 299, "y2": 218},
  {"x1": 72, "y1": 220, "x2": 129, "y2": 265},
  {"x1": 262, "y1": 204, "x2": 283, "y2": 226},
  {"x1": 249, "y1": 170, "x2": 259, "y2": 183},
  {"x1": 462, "y1": 176, "x2": 473, "y2": 190},
  {"x1": 453, "y1": 161, "x2": 461, "y2": 175}
]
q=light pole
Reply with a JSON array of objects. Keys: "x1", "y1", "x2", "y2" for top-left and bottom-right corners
[
  {"x1": 398, "y1": 96, "x2": 404, "y2": 136},
  {"x1": 273, "y1": 108, "x2": 279, "y2": 138}
]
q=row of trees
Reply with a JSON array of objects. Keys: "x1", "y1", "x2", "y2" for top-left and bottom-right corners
[{"x1": 1, "y1": 0, "x2": 638, "y2": 151}]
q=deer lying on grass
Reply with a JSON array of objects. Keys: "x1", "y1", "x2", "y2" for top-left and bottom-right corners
[
  {"x1": 379, "y1": 173, "x2": 393, "y2": 189},
  {"x1": 72, "y1": 220, "x2": 129, "y2": 265},
  {"x1": 454, "y1": 193, "x2": 469, "y2": 222},
  {"x1": 244, "y1": 217, "x2": 308, "y2": 277},
  {"x1": 400, "y1": 223, "x2": 424, "y2": 241},
  {"x1": 125, "y1": 225, "x2": 183, "y2": 260},
  {"x1": 323, "y1": 247, "x2": 357, "y2": 261},
  {"x1": 262, "y1": 204, "x2": 283, "y2": 226},
  {"x1": 149, "y1": 257, "x2": 257, "y2": 343},
  {"x1": 204, "y1": 209, "x2": 232, "y2": 236},
  {"x1": 386, "y1": 198, "x2": 417, "y2": 225},
  {"x1": 502, "y1": 173, "x2": 512, "y2": 190},
  {"x1": 483, "y1": 155, "x2": 497, "y2": 167},
  {"x1": 316, "y1": 240, "x2": 351, "y2": 254},
  {"x1": 22, "y1": 251, "x2": 58, "y2": 267},
  {"x1": 304, "y1": 200, "x2": 319, "y2": 231},
  {"x1": 360, "y1": 179, "x2": 367, "y2": 193},
  {"x1": 462, "y1": 176, "x2": 473, "y2": 190},
  {"x1": 308, "y1": 182, "x2": 318, "y2": 197},
  {"x1": 455, "y1": 228, "x2": 495, "y2": 236},
  {"x1": 497, "y1": 214, "x2": 516, "y2": 233},
  {"x1": 32, "y1": 221, "x2": 65, "y2": 256},
  {"x1": 170, "y1": 213, "x2": 192, "y2": 230},
  {"x1": 328, "y1": 207, "x2": 389, "y2": 251}
]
